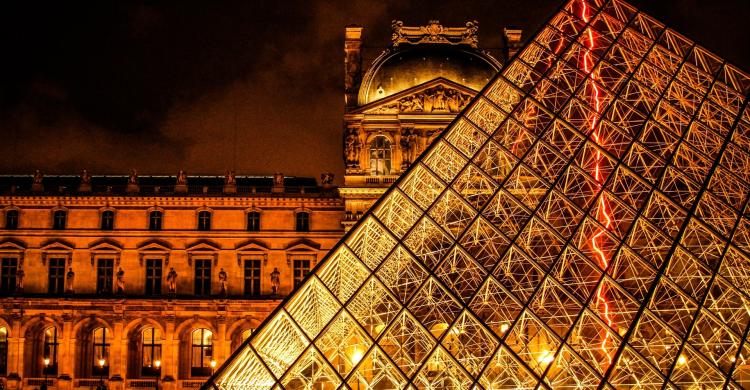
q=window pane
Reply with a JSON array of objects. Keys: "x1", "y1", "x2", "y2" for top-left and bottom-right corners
[{"x1": 0, "y1": 258, "x2": 18, "y2": 294}]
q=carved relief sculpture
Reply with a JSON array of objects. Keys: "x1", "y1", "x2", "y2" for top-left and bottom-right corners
[
  {"x1": 270, "y1": 267, "x2": 280, "y2": 295},
  {"x1": 369, "y1": 86, "x2": 472, "y2": 114},
  {"x1": 166, "y1": 267, "x2": 178, "y2": 294},
  {"x1": 65, "y1": 267, "x2": 75, "y2": 294},
  {"x1": 219, "y1": 268, "x2": 228, "y2": 296},
  {"x1": 391, "y1": 20, "x2": 480, "y2": 48},
  {"x1": 344, "y1": 128, "x2": 362, "y2": 168}
]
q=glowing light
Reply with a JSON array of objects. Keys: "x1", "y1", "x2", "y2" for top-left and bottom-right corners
[
  {"x1": 98, "y1": 358, "x2": 106, "y2": 368},
  {"x1": 499, "y1": 323, "x2": 510, "y2": 333},
  {"x1": 44, "y1": 358, "x2": 50, "y2": 366},
  {"x1": 677, "y1": 355, "x2": 687, "y2": 366},
  {"x1": 537, "y1": 350, "x2": 555, "y2": 364},
  {"x1": 579, "y1": 0, "x2": 617, "y2": 367},
  {"x1": 154, "y1": 360, "x2": 161, "y2": 369},
  {"x1": 210, "y1": 359, "x2": 217, "y2": 368},
  {"x1": 351, "y1": 348, "x2": 364, "y2": 365}
]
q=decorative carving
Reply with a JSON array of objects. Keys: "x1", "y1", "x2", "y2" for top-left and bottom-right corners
[
  {"x1": 65, "y1": 268, "x2": 75, "y2": 294},
  {"x1": 401, "y1": 128, "x2": 419, "y2": 168},
  {"x1": 115, "y1": 268, "x2": 125, "y2": 294},
  {"x1": 270, "y1": 267, "x2": 280, "y2": 296},
  {"x1": 177, "y1": 170, "x2": 187, "y2": 185},
  {"x1": 392, "y1": 20, "x2": 480, "y2": 48},
  {"x1": 344, "y1": 128, "x2": 362, "y2": 168},
  {"x1": 128, "y1": 169, "x2": 138, "y2": 185},
  {"x1": 80, "y1": 169, "x2": 91, "y2": 185},
  {"x1": 320, "y1": 172, "x2": 334, "y2": 186},
  {"x1": 369, "y1": 86, "x2": 472, "y2": 114},
  {"x1": 33, "y1": 170, "x2": 43, "y2": 184},
  {"x1": 218, "y1": 268, "x2": 228, "y2": 296},
  {"x1": 166, "y1": 267, "x2": 178, "y2": 294},
  {"x1": 15, "y1": 265, "x2": 24, "y2": 292}
]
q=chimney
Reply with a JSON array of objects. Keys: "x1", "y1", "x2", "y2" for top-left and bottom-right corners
[
  {"x1": 344, "y1": 25, "x2": 363, "y2": 110},
  {"x1": 503, "y1": 27, "x2": 523, "y2": 61}
]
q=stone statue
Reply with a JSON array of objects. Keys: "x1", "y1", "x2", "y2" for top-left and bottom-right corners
[
  {"x1": 344, "y1": 129, "x2": 362, "y2": 168},
  {"x1": 432, "y1": 86, "x2": 448, "y2": 111},
  {"x1": 128, "y1": 169, "x2": 138, "y2": 185},
  {"x1": 33, "y1": 170, "x2": 43, "y2": 184},
  {"x1": 225, "y1": 170, "x2": 236, "y2": 185},
  {"x1": 15, "y1": 266, "x2": 24, "y2": 292},
  {"x1": 320, "y1": 172, "x2": 334, "y2": 185},
  {"x1": 270, "y1": 267, "x2": 280, "y2": 295},
  {"x1": 447, "y1": 90, "x2": 460, "y2": 112},
  {"x1": 273, "y1": 173, "x2": 284, "y2": 186},
  {"x1": 391, "y1": 20, "x2": 404, "y2": 44},
  {"x1": 177, "y1": 170, "x2": 187, "y2": 185},
  {"x1": 66, "y1": 268, "x2": 75, "y2": 294},
  {"x1": 115, "y1": 268, "x2": 125, "y2": 294},
  {"x1": 80, "y1": 169, "x2": 91, "y2": 184},
  {"x1": 218, "y1": 268, "x2": 228, "y2": 296},
  {"x1": 166, "y1": 267, "x2": 178, "y2": 293}
]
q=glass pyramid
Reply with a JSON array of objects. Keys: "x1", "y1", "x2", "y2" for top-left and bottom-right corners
[{"x1": 209, "y1": 0, "x2": 750, "y2": 388}]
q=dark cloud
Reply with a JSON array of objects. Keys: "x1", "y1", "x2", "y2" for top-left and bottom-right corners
[{"x1": 0, "y1": 0, "x2": 748, "y2": 180}]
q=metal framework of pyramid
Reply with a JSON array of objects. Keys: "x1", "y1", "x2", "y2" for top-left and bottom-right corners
[{"x1": 208, "y1": 0, "x2": 750, "y2": 388}]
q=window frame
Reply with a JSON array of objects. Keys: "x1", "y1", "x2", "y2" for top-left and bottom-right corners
[
  {"x1": 292, "y1": 258, "x2": 311, "y2": 288},
  {"x1": 100, "y1": 210, "x2": 115, "y2": 230},
  {"x1": 145, "y1": 258, "x2": 163, "y2": 296},
  {"x1": 368, "y1": 135, "x2": 393, "y2": 175},
  {"x1": 197, "y1": 210, "x2": 212, "y2": 231},
  {"x1": 43, "y1": 326, "x2": 59, "y2": 376},
  {"x1": 0, "y1": 326, "x2": 8, "y2": 375},
  {"x1": 47, "y1": 257, "x2": 66, "y2": 295},
  {"x1": 295, "y1": 211, "x2": 310, "y2": 232},
  {"x1": 52, "y1": 209, "x2": 67, "y2": 230},
  {"x1": 243, "y1": 258, "x2": 262, "y2": 297},
  {"x1": 4, "y1": 209, "x2": 19, "y2": 230},
  {"x1": 92, "y1": 327, "x2": 110, "y2": 377},
  {"x1": 140, "y1": 327, "x2": 162, "y2": 377},
  {"x1": 194, "y1": 259, "x2": 212, "y2": 297},
  {"x1": 96, "y1": 258, "x2": 115, "y2": 294},
  {"x1": 246, "y1": 211, "x2": 261, "y2": 232},
  {"x1": 148, "y1": 210, "x2": 163, "y2": 231},
  {"x1": 0, "y1": 257, "x2": 18, "y2": 294}
]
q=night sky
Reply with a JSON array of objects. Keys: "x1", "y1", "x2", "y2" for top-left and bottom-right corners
[{"x1": 1, "y1": 1, "x2": 748, "y2": 182}]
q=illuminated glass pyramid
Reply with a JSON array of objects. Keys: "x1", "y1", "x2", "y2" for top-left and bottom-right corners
[{"x1": 209, "y1": 0, "x2": 750, "y2": 388}]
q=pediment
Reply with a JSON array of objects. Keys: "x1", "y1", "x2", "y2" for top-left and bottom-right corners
[
  {"x1": 88, "y1": 239, "x2": 123, "y2": 252},
  {"x1": 185, "y1": 239, "x2": 221, "y2": 253},
  {"x1": 137, "y1": 239, "x2": 172, "y2": 252},
  {"x1": 354, "y1": 77, "x2": 478, "y2": 115},
  {"x1": 285, "y1": 238, "x2": 321, "y2": 252},
  {"x1": 40, "y1": 239, "x2": 75, "y2": 252},
  {"x1": 235, "y1": 239, "x2": 270, "y2": 252},
  {"x1": 0, "y1": 239, "x2": 26, "y2": 252}
]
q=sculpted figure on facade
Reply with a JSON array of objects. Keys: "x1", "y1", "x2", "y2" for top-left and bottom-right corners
[
  {"x1": 66, "y1": 267, "x2": 75, "y2": 294},
  {"x1": 15, "y1": 266, "x2": 24, "y2": 292},
  {"x1": 33, "y1": 170, "x2": 43, "y2": 184},
  {"x1": 270, "y1": 267, "x2": 281, "y2": 295},
  {"x1": 80, "y1": 169, "x2": 91, "y2": 184},
  {"x1": 128, "y1": 169, "x2": 138, "y2": 185},
  {"x1": 320, "y1": 172, "x2": 334, "y2": 185},
  {"x1": 225, "y1": 170, "x2": 236, "y2": 185},
  {"x1": 177, "y1": 170, "x2": 187, "y2": 185},
  {"x1": 167, "y1": 267, "x2": 178, "y2": 293},
  {"x1": 116, "y1": 267, "x2": 125, "y2": 294},
  {"x1": 219, "y1": 268, "x2": 228, "y2": 296},
  {"x1": 344, "y1": 129, "x2": 362, "y2": 168}
]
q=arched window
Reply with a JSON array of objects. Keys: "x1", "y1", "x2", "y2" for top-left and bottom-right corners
[
  {"x1": 0, "y1": 326, "x2": 8, "y2": 375},
  {"x1": 52, "y1": 210, "x2": 67, "y2": 230},
  {"x1": 369, "y1": 135, "x2": 392, "y2": 175},
  {"x1": 242, "y1": 329, "x2": 253, "y2": 341},
  {"x1": 92, "y1": 327, "x2": 110, "y2": 377},
  {"x1": 247, "y1": 211, "x2": 261, "y2": 232},
  {"x1": 191, "y1": 328, "x2": 213, "y2": 377},
  {"x1": 295, "y1": 212, "x2": 310, "y2": 232},
  {"x1": 231, "y1": 328, "x2": 254, "y2": 352},
  {"x1": 149, "y1": 211, "x2": 163, "y2": 231},
  {"x1": 43, "y1": 326, "x2": 59, "y2": 376},
  {"x1": 100, "y1": 210, "x2": 115, "y2": 230},
  {"x1": 4, "y1": 209, "x2": 19, "y2": 230},
  {"x1": 141, "y1": 327, "x2": 162, "y2": 377},
  {"x1": 197, "y1": 211, "x2": 211, "y2": 231}
]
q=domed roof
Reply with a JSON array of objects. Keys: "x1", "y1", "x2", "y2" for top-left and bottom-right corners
[{"x1": 359, "y1": 45, "x2": 500, "y2": 105}]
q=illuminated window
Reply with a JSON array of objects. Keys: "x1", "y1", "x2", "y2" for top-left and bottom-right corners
[
  {"x1": 247, "y1": 211, "x2": 261, "y2": 232},
  {"x1": 4, "y1": 210, "x2": 18, "y2": 230},
  {"x1": 197, "y1": 211, "x2": 211, "y2": 231},
  {"x1": 43, "y1": 327, "x2": 58, "y2": 376},
  {"x1": 293, "y1": 258, "x2": 311, "y2": 288},
  {"x1": 100, "y1": 210, "x2": 114, "y2": 230},
  {"x1": 141, "y1": 327, "x2": 162, "y2": 377},
  {"x1": 243, "y1": 259, "x2": 261, "y2": 297},
  {"x1": 0, "y1": 258, "x2": 17, "y2": 294},
  {"x1": 96, "y1": 258, "x2": 114, "y2": 294},
  {"x1": 190, "y1": 328, "x2": 213, "y2": 377},
  {"x1": 194, "y1": 259, "x2": 211, "y2": 297},
  {"x1": 48, "y1": 258, "x2": 65, "y2": 295},
  {"x1": 295, "y1": 212, "x2": 310, "y2": 232},
  {"x1": 369, "y1": 135, "x2": 392, "y2": 175},
  {"x1": 145, "y1": 259, "x2": 162, "y2": 295},
  {"x1": 92, "y1": 327, "x2": 110, "y2": 376},
  {"x1": 0, "y1": 326, "x2": 7, "y2": 375},
  {"x1": 52, "y1": 210, "x2": 67, "y2": 230},
  {"x1": 148, "y1": 211, "x2": 162, "y2": 231}
]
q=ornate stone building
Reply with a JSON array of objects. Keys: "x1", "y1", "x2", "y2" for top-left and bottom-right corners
[
  {"x1": 0, "y1": 172, "x2": 343, "y2": 389},
  {"x1": 341, "y1": 20, "x2": 522, "y2": 228}
]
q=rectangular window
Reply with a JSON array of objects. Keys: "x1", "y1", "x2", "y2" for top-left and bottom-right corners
[
  {"x1": 194, "y1": 259, "x2": 212, "y2": 296},
  {"x1": 101, "y1": 210, "x2": 114, "y2": 230},
  {"x1": 52, "y1": 210, "x2": 67, "y2": 230},
  {"x1": 295, "y1": 212, "x2": 310, "y2": 232},
  {"x1": 145, "y1": 259, "x2": 162, "y2": 295},
  {"x1": 96, "y1": 258, "x2": 114, "y2": 294},
  {"x1": 247, "y1": 212, "x2": 261, "y2": 232},
  {"x1": 197, "y1": 211, "x2": 211, "y2": 231},
  {"x1": 243, "y1": 259, "x2": 262, "y2": 297},
  {"x1": 293, "y1": 258, "x2": 311, "y2": 288},
  {"x1": 149, "y1": 211, "x2": 162, "y2": 231},
  {"x1": 5, "y1": 210, "x2": 18, "y2": 230},
  {"x1": 48, "y1": 258, "x2": 66, "y2": 295},
  {"x1": 0, "y1": 258, "x2": 17, "y2": 294}
]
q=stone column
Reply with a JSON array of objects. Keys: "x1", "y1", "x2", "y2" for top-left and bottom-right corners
[
  {"x1": 6, "y1": 315, "x2": 23, "y2": 390},
  {"x1": 344, "y1": 25, "x2": 363, "y2": 109},
  {"x1": 161, "y1": 320, "x2": 177, "y2": 390},
  {"x1": 57, "y1": 316, "x2": 74, "y2": 390},
  {"x1": 108, "y1": 319, "x2": 125, "y2": 390}
]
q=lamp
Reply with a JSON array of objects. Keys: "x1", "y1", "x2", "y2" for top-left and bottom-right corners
[
  {"x1": 154, "y1": 360, "x2": 161, "y2": 390},
  {"x1": 210, "y1": 359, "x2": 217, "y2": 376},
  {"x1": 41, "y1": 357, "x2": 50, "y2": 390},
  {"x1": 97, "y1": 358, "x2": 106, "y2": 390}
]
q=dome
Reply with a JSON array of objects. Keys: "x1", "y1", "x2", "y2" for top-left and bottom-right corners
[{"x1": 359, "y1": 45, "x2": 501, "y2": 105}]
